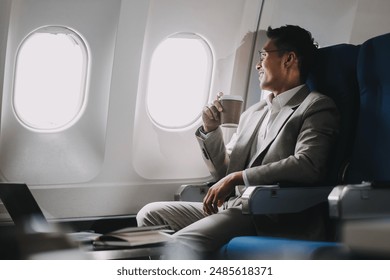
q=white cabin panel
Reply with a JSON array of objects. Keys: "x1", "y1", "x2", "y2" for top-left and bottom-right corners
[
  {"x1": 0, "y1": 0, "x2": 121, "y2": 184},
  {"x1": 132, "y1": 0, "x2": 262, "y2": 180}
]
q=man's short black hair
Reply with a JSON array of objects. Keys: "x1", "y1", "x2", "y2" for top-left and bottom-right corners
[{"x1": 266, "y1": 25, "x2": 318, "y2": 82}]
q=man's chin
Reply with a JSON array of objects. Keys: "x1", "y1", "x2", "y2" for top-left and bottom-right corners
[{"x1": 259, "y1": 81, "x2": 267, "y2": 90}]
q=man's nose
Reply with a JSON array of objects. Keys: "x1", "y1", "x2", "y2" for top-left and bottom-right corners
[{"x1": 256, "y1": 61, "x2": 261, "y2": 70}]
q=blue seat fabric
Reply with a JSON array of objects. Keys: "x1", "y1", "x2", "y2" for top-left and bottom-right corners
[
  {"x1": 219, "y1": 236, "x2": 349, "y2": 260},
  {"x1": 307, "y1": 44, "x2": 360, "y2": 184},
  {"x1": 347, "y1": 33, "x2": 390, "y2": 183}
]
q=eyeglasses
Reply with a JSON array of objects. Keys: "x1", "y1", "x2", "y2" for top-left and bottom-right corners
[{"x1": 258, "y1": 49, "x2": 289, "y2": 59}]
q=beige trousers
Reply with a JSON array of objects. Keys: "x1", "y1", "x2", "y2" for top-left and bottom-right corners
[{"x1": 136, "y1": 197, "x2": 257, "y2": 258}]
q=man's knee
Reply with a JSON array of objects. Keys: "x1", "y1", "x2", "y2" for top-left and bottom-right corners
[
  {"x1": 136, "y1": 201, "x2": 167, "y2": 227},
  {"x1": 137, "y1": 201, "x2": 205, "y2": 231}
]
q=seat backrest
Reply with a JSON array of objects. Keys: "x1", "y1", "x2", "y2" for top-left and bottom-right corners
[
  {"x1": 346, "y1": 33, "x2": 390, "y2": 183},
  {"x1": 306, "y1": 44, "x2": 360, "y2": 184}
]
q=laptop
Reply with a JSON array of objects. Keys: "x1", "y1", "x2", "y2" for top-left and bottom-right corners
[
  {"x1": 0, "y1": 183, "x2": 171, "y2": 253},
  {"x1": 0, "y1": 183, "x2": 47, "y2": 227},
  {"x1": 0, "y1": 183, "x2": 101, "y2": 244}
]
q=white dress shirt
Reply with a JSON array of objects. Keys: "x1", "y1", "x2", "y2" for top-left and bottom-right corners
[{"x1": 242, "y1": 84, "x2": 305, "y2": 187}]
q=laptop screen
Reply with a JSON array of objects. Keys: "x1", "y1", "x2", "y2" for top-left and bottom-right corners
[{"x1": 0, "y1": 183, "x2": 47, "y2": 226}]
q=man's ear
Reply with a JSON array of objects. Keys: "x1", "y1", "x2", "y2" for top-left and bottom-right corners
[{"x1": 284, "y1": 52, "x2": 297, "y2": 67}]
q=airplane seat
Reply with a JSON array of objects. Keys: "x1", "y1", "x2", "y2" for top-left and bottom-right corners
[
  {"x1": 218, "y1": 43, "x2": 362, "y2": 259},
  {"x1": 343, "y1": 32, "x2": 390, "y2": 185},
  {"x1": 306, "y1": 44, "x2": 360, "y2": 185},
  {"x1": 327, "y1": 33, "x2": 390, "y2": 258}
]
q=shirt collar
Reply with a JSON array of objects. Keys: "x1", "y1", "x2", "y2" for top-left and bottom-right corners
[{"x1": 270, "y1": 84, "x2": 305, "y2": 111}]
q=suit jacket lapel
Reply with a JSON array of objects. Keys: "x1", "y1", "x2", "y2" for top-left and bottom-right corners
[{"x1": 248, "y1": 86, "x2": 311, "y2": 167}]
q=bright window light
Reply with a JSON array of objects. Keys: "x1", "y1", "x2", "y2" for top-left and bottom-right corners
[
  {"x1": 13, "y1": 27, "x2": 88, "y2": 131},
  {"x1": 146, "y1": 34, "x2": 212, "y2": 129}
]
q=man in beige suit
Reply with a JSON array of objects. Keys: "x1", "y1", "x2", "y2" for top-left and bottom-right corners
[{"x1": 137, "y1": 25, "x2": 340, "y2": 258}]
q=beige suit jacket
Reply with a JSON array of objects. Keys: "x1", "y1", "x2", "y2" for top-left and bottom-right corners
[{"x1": 196, "y1": 86, "x2": 340, "y2": 187}]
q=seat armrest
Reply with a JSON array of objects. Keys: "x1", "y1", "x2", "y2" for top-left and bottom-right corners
[
  {"x1": 174, "y1": 182, "x2": 213, "y2": 202},
  {"x1": 328, "y1": 181, "x2": 390, "y2": 219},
  {"x1": 242, "y1": 185, "x2": 333, "y2": 215}
]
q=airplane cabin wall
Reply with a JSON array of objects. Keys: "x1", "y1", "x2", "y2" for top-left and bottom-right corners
[
  {"x1": 132, "y1": 0, "x2": 261, "y2": 181},
  {"x1": 0, "y1": 0, "x2": 389, "y2": 222},
  {"x1": 0, "y1": 0, "x2": 11, "y2": 120},
  {"x1": 0, "y1": 0, "x2": 263, "y2": 221}
]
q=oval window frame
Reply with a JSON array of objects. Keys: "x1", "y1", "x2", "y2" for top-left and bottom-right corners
[
  {"x1": 13, "y1": 26, "x2": 89, "y2": 132},
  {"x1": 146, "y1": 33, "x2": 213, "y2": 130}
]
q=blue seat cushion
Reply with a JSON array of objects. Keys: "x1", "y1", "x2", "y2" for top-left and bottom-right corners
[{"x1": 218, "y1": 236, "x2": 349, "y2": 259}]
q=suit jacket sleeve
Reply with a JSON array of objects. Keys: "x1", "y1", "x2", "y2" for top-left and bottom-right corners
[{"x1": 195, "y1": 127, "x2": 230, "y2": 181}]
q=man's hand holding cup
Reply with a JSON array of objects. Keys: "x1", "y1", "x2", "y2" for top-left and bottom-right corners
[{"x1": 202, "y1": 92, "x2": 243, "y2": 133}]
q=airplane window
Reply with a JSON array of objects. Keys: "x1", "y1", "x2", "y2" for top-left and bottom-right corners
[
  {"x1": 13, "y1": 26, "x2": 88, "y2": 131},
  {"x1": 146, "y1": 34, "x2": 212, "y2": 129}
]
